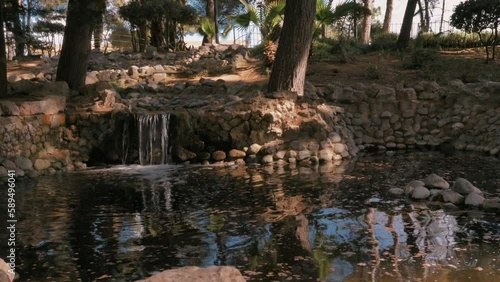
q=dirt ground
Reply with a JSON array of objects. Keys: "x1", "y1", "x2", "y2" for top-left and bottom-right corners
[{"x1": 7, "y1": 49, "x2": 500, "y2": 88}]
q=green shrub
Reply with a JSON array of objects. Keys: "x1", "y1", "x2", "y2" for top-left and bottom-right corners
[
  {"x1": 250, "y1": 43, "x2": 265, "y2": 57},
  {"x1": 371, "y1": 33, "x2": 398, "y2": 51},
  {"x1": 312, "y1": 40, "x2": 334, "y2": 59},
  {"x1": 405, "y1": 48, "x2": 441, "y2": 69}
]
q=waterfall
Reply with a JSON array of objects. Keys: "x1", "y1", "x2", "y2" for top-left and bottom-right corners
[
  {"x1": 122, "y1": 113, "x2": 172, "y2": 165},
  {"x1": 138, "y1": 113, "x2": 171, "y2": 165}
]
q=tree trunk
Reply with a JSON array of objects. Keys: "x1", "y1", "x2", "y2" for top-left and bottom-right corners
[
  {"x1": 214, "y1": 0, "x2": 219, "y2": 44},
  {"x1": 8, "y1": 0, "x2": 25, "y2": 57},
  {"x1": 203, "y1": 0, "x2": 215, "y2": 44},
  {"x1": 416, "y1": 0, "x2": 425, "y2": 33},
  {"x1": 26, "y1": 0, "x2": 32, "y2": 55},
  {"x1": 93, "y1": 11, "x2": 104, "y2": 50},
  {"x1": 439, "y1": 0, "x2": 445, "y2": 33},
  {"x1": 268, "y1": 0, "x2": 315, "y2": 96},
  {"x1": 361, "y1": 0, "x2": 372, "y2": 44},
  {"x1": 1, "y1": 0, "x2": 8, "y2": 96},
  {"x1": 423, "y1": 0, "x2": 430, "y2": 32},
  {"x1": 397, "y1": 0, "x2": 418, "y2": 50},
  {"x1": 56, "y1": 0, "x2": 105, "y2": 90},
  {"x1": 382, "y1": 0, "x2": 393, "y2": 33}
]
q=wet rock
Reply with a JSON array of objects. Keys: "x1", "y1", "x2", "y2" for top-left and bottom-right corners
[
  {"x1": 261, "y1": 154, "x2": 273, "y2": 164},
  {"x1": 2, "y1": 159, "x2": 16, "y2": 170},
  {"x1": 15, "y1": 157, "x2": 32, "y2": 171},
  {"x1": 423, "y1": 173, "x2": 449, "y2": 189},
  {"x1": 442, "y1": 203, "x2": 460, "y2": 211},
  {"x1": 212, "y1": 151, "x2": 226, "y2": 161},
  {"x1": 138, "y1": 266, "x2": 245, "y2": 282},
  {"x1": 317, "y1": 149, "x2": 333, "y2": 162},
  {"x1": 174, "y1": 146, "x2": 196, "y2": 162},
  {"x1": 442, "y1": 190, "x2": 465, "y2": 205},
  {"x1": 389, "y1": 187, "x2": 405, "y2": 196},
  {"x1": 297, "y1": 150, "x2": 311, "y2": 161},
  {"x1": 412, "y1": 186, "x2": 430, "y2": 200},
  {"x1": 248, "y1": 144, "x2": 261, "y2": 155},
  {"x1": 465, "y1": 192, "x2": 485, "y2": 207},
  {"x1": 228, "y1": 149, "x2": 246, "y2": 159},
  {"x1": 34, "y1": 159, "x2": 51, "y2": 171},
  {"x1": 245, "y1": 154, "x2": 258, "y2": 164},
  {"x1": 404, "y1": 180, "x2": 425, "y2": 196},
  {"x1": 452, "y1": 178, "x2": 475, "y2": 195}
]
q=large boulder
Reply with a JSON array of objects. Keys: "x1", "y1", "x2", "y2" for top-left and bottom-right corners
[
  {"x1": 137, "y1": 266, "x2": 246, "y2": 282},
  {"x1": 423, "y1": 174, "x2": 449, "y2": 189},
  {"x1": 465, "y1": 192, "x2": 485, "y2": 207},
  {"x1": 452, "y1": 178, "x2": 475, "y2": 195},
  {"x1": 442, "y1": 190, "x2": 465, "y2": 205}
]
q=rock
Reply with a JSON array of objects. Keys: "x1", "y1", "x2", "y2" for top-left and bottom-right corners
[
  {"x1": 329, "y1": 132, "x2": 342, "y2": 143},
  {"x1": 137, "y1": 266, "x2": 246, "y2": 282},
  {"x1": 442, "y1": 203, "x2": 460, "y2": 211},
  {"x1": 333, "y1": 143, "x2": 346, "y2": 154},
  {"x1": 0, "y1": 258, "x2": 15, "y2": 282},
  {"x1": 2, "y1": 159, "x2": 16, "y2": 170},
  {"x1": 11, "y1": 79, "x2": 37, "y2": 93},
  {"x1": 482, "y1": 198, "x2": 500, "y2": 212},
  {"x1": 412, "y1": 186, "x2": 430, "y2": 200},
  {"x1": 297, "y1": 150, "x2": 311, "y2": 161},
  {"x1": 228, "y1": 149, "x2": 246, "y2": 159},
  {"x1": 465, "y1": 193, "x2": 485, "y2": 207},
  {"x1": 174, "y1": 146, "x2": 196, "y2": 162},
  {"x1": 274, "y1": 150, "x2": 287, "y2": 160},
  {"x1": 248, "y1": 143, "x2": 262, "y2": 155},
  {"x1": 0, "y1": 166, "x2": 6, "y2": 177},
  {"x1": 149, "y1": 73, "x2": 167, "y2": 84},
  {"x1": 317, "y1": 149, "x2": 333, "y2": 162},
  {"x1": 212, "y1": 151, "x2": 226, "y2": 161},
  {"x1": 404, "y1": 180, "x2": 425, "y2": 195},
  {"x1": 389, "y1": 187, "x2": 405, "y2": 196},
  {"x1": 34, "y1": 159, "x2": 51, "y2": 171},
  {"x1": 245, "y1": 154, "x2": 258, "y2": 164},
  {"x1": 15, "y1": 157, "x2": 32, "y2": 171},
  {"x1": 0, "y1": 102, "x2": 20, "y2": 116},
  {"x1": 261, "y1": 154, "x2": 273, "y2": 164},
  {"x1": 310, "y1": 156, "x2": 319, "y2": 164},
  {"x1": 452, "y1": 178, "x2": 475, "y2": 195},
  {"x1": 423, "y1": 173, "x2": 449, "y2": 189},
  {"x1": 442, "y1": 190, "x2": 465, "y2": 205}
]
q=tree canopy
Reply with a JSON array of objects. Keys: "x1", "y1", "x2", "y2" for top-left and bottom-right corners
[{"x1": 451, "y1": 0, "x2": 500, "y2": 62}]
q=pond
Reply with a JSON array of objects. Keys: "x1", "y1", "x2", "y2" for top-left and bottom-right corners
[{"x1": 1, "y1": 151, "x2": 499, "y2": 281}]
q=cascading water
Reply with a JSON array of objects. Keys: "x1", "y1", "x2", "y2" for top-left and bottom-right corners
[{"x1": 122, "y1": 113, "x2": 172, "y2": 165}]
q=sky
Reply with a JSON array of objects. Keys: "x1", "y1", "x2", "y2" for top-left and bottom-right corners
[{"x1": 373, "y1": 0, "x2": 463, "y2": 32}]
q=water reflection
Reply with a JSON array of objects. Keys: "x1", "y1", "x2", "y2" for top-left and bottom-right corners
[{"x1": 0, "y1": 152, "x2": 499, "y2": 281}]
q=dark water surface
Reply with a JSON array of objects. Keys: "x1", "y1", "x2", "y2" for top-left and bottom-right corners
[{"x1": 1, "y1": 152, "x2": 500, "y2": 282}]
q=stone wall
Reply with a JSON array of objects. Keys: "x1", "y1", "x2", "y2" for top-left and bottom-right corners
[
  {"x1": 1, "y1": 78, "x2": 499, "y2": 177},
  {"x1": 0, "y1": 82, "x2": 80, "y2": 177},
  {"x1": 323, "y1": 80, "x2": 500, "y2": 155}
]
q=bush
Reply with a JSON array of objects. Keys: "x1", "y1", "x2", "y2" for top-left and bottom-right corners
[
  {"x1": 405, "y1": 48, "x2": 441, "y2": 69},
  {"x1": 313, "y1": 37, "x2": 369, "y2": 62},
  {"x1": 371, "y1": 33, "x2": 398, "y2": 51}
]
